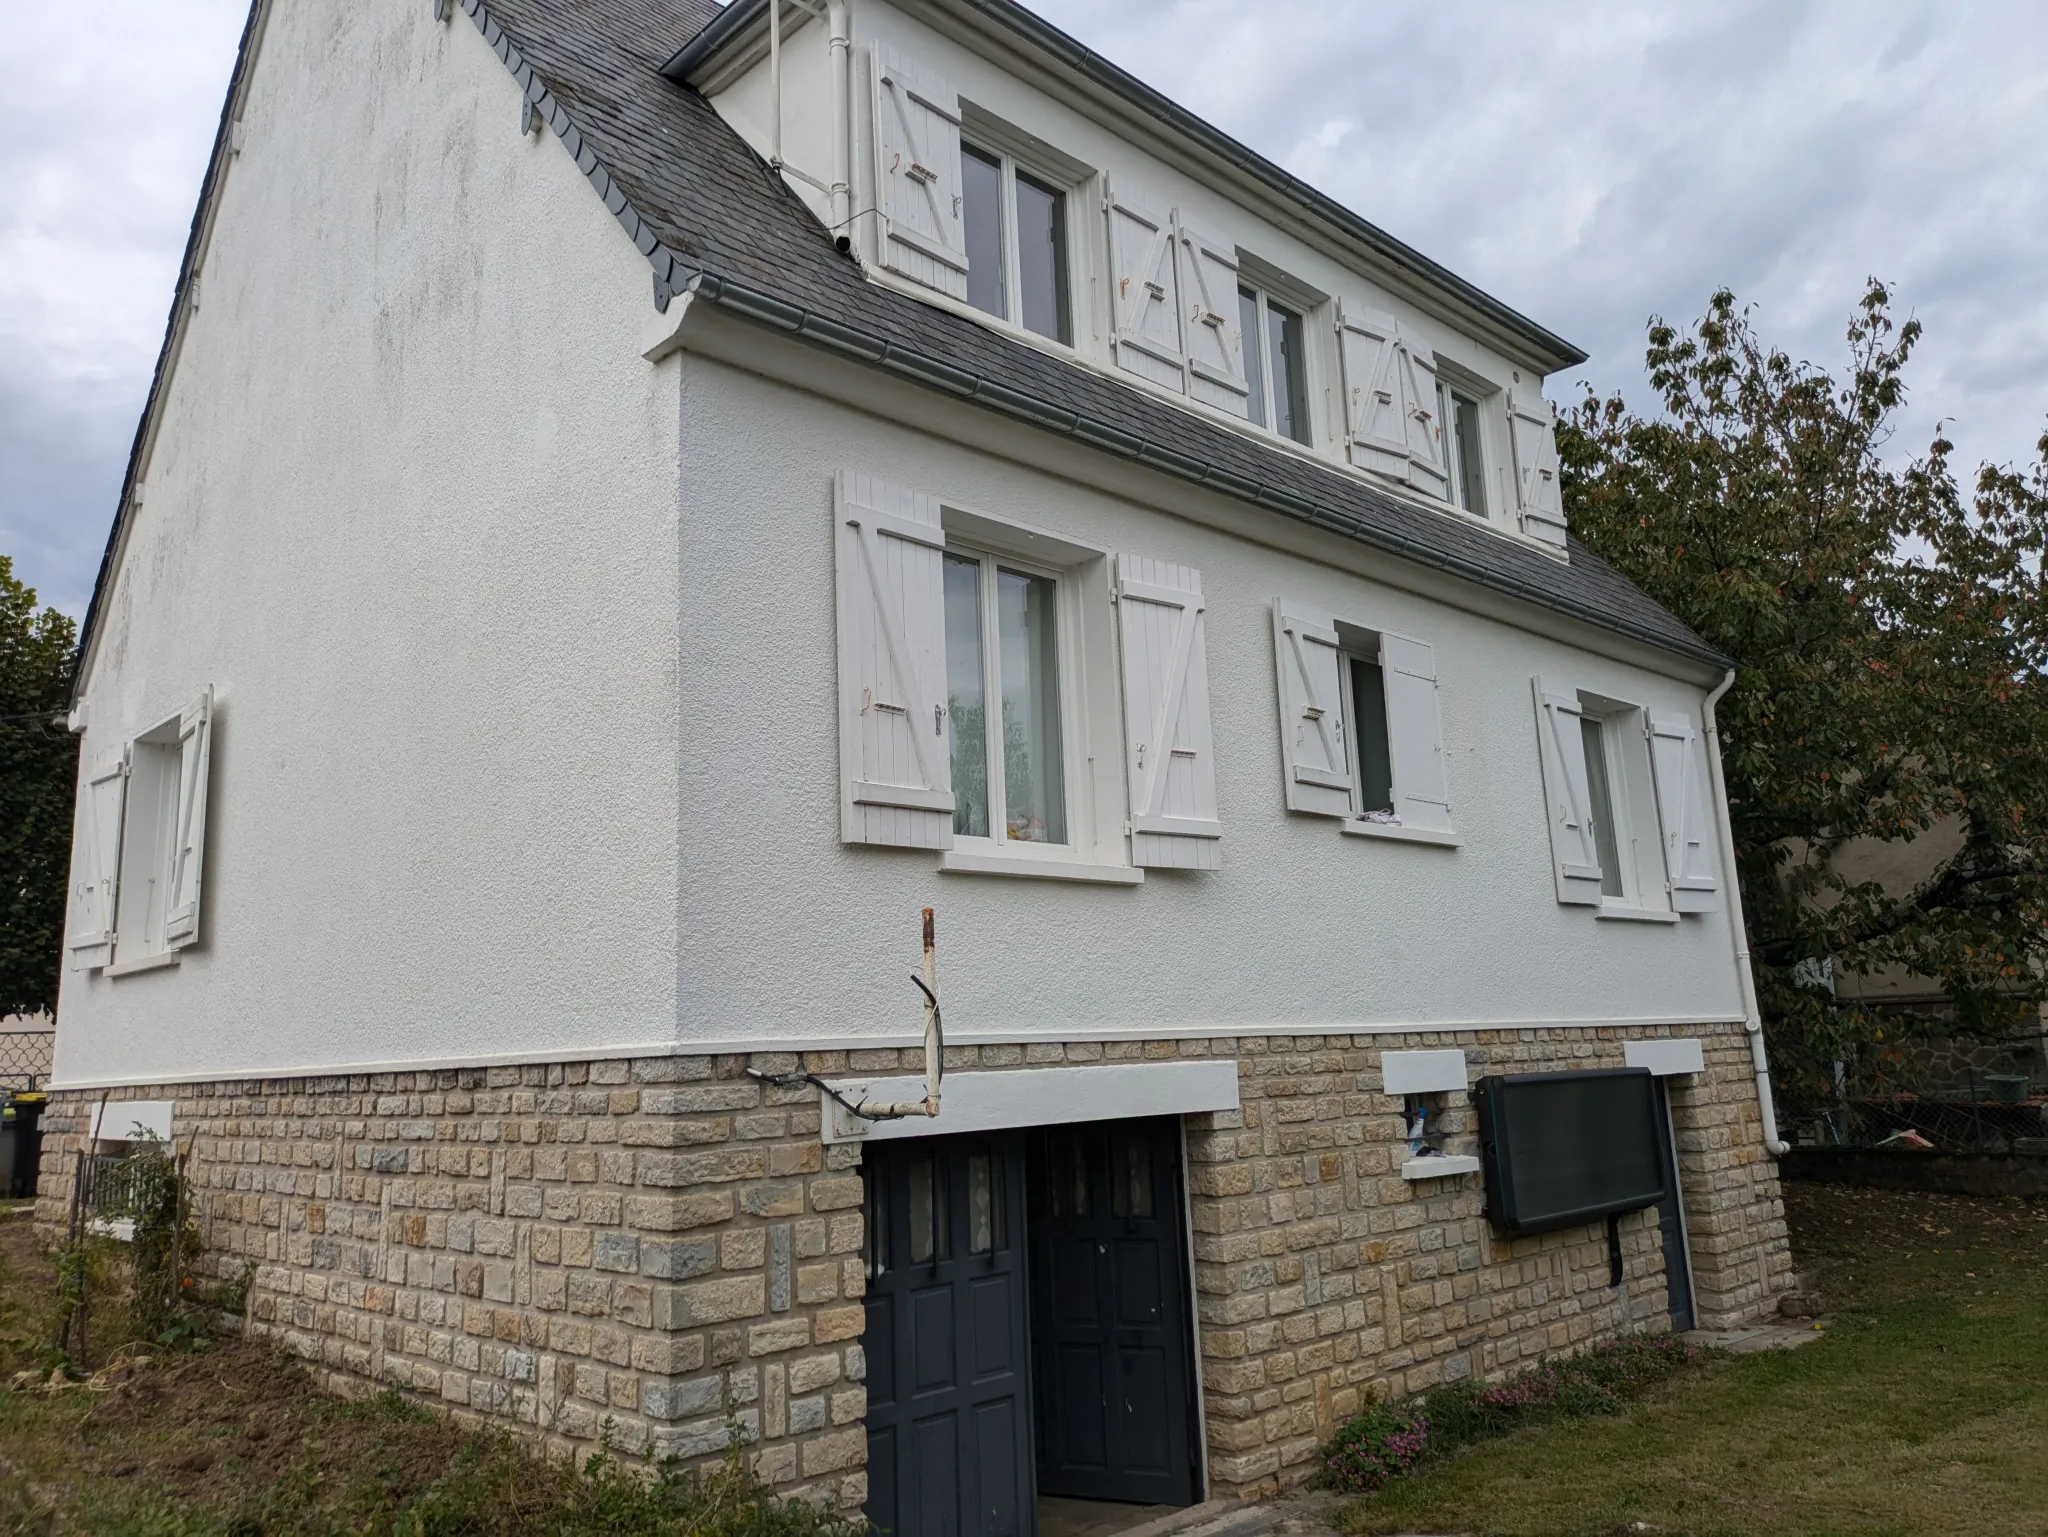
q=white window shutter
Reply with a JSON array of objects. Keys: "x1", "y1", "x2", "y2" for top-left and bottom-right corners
[
  {"x1": 1337, "y1": 304, "x2": 1409, "y2": 478},
  {"x1": 69, "y1": 749, "x2": 128, "y2": 970},
  {"x1": 1176, "y1": 214, "x2": 1249, "y2": 418},
  {"x1": 163, "y1": 689, "x2": 214, "y2": 950},
  {"x1": 873, "y1": 50, "x2": 969, "y2": 300},
  {"x1": 1271, "y1": 602, "x2": 1351, "y2": 818},
  {"x1": 835, "y1": 471, "x2": 955, "y2": 850},
  {"x1": 1106, "y1": 185, "x2": 1186, "y2": 393},
  {"x1": 1509, "y1": 388, "x2": 1568, "y2": 549},
  {"x1": 1532, "y1": 677, "x2": 1603, "y2": 905},
  {"x1": 1381, "y1": 633, "x2": 1452, "y2": 834},
  {"x1": 1398, "y1": 341, "x2": 1451, "y2": 501},
  {"x1": 1116, "y1": 557, "x2": 1221, "y2": 869},
  {"x1": 1648, "y1": 711, "x2": 1721, "y2": 912}
]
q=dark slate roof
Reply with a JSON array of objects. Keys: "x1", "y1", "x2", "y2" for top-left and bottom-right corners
[{"x1": 77, "y1": 0, "x2": 1728, "y2": 689}]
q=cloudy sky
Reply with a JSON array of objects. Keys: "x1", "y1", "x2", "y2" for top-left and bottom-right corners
[{"x1": 4, "y1": 0, "x2": 2045, "y2": 618}]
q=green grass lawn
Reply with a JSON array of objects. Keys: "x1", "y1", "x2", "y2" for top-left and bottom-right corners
[{"x1": 1336, "y1": 1182, "x2": 2048, "y2": 1537}]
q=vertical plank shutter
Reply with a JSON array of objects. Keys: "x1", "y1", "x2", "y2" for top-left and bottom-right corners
[
  {"x1": 1337, "y1": 304, "x2": 1410, "y2": 478},
  {"x1": 69, "y1": 749, "x2": 129, "y2": 970},
  {"x1": 163, "y1": 689, "x2": 214, "y2": 949},
  {"x1": 1271, "y1": 602, "x2": 1351, "y2": 817},
  {"x1": 874, "y1": 50, "x2": 969, "y2": 300},
  {"x1": 1176, "y1": 214, "x2": 1249, "y2": 418},
  {"x1": 1116, "y1": 557, "x2": 1221, "y2": 869},
  {"x1": 1647, "y1": 711, "x2": 1720, "y2": 912},
  {"x1": 1508, "y1": 388, "x2": 1568, "y2": 548},
  {"x1": 1381, "y1": 633, "x2": 1452, "y2": 833},
  {"x1": 1531, "y1": 677, "x2": 1602, "y2": 904},
  {"x1": 1398, "y1": 341, "x2": 1451, "y2": 501},
  {"x1": 1106, "y1": 185, "x2": 1186, "y2": 393},
  {"x1": 836, "y1": 471, "x2": 955, "y2": 850}
]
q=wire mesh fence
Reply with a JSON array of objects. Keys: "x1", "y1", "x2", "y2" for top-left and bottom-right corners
[
  {"x1": 1788, "y1": 1062, "x2": 2047, "y2": 1152},
  {"x1": 0, "y1": 1030, "x2": 54, "y2": 1092}
]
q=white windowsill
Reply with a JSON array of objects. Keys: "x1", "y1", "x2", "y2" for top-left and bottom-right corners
[
  {"x1": 939, "y1": 850, "x2": 1143, "y2": 885},
  {"x1": 1339, "y1": 819, "x2": 1461, "y2": 848},
  {"x1": 1596, "y1": 904, "x2": 1680, "y2": 925},
  {"x1": 106, "y1": 951, "x2": 181, "y2": 978},
  {"x1": 1401, "y1": 1154, "x2": 1481, "y2": 1181}
]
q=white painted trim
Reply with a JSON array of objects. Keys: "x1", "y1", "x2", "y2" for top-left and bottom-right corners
[
  {"x1": 1625, "y1": 1037, "x2": 1705, "y2": 1077},
  {"x1": 819, "y1": 1060, "x2": 1240, "y2": 1143},
  {"x1": 91, "y1": 1100, "x2": 175, "y2": 1142},
  {"x1": 88, "y1": 1217, "x2": 138, "y2": 1243},
  {"x1": 938, "y1": 850, "x2": 1143, "y2": 884},
  {"x1": 1380, "y1": 1048, "x2": 1467, "y2": 1095},
  {"x1": 45, "y1": 1016, "x2": 1748, "y2": 1091},
  {"x1": 1338, "y1": 819, "x2": 1461, "y2": 849},
  {"x1": 1400, "y1": 1154, "x2": 1480, "y2": 1180},
  {"x1": 107, "y1": 952, "x2": 182, "y2": 979}
]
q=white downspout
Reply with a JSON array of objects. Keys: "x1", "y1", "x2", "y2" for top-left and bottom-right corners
[
  {"x1": 827, "y1": 0, "x2": 851, "y2": 243},
  {"x1": 1702, "y1": 668, "x2": 1789, "y2": 1156}
]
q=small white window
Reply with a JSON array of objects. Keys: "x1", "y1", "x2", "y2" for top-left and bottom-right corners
[
  {"x1": 1239, "y1": 285, "x2": 1310, "y2": 446},
  {"x1": 1438, "y1": 384, "x2": 1489, "y2": 518},
  {"x1": 943, "y1": 548, "x2": 1071, "y2": 846},
  {"x1": 961, "y1": 142, "x2": 1072, "y2": 345},
  {"x1": 1273, "y1": 604, "x2": 1454, "y2": 844},
  {"x1": 1575, "y1": 693, "x2": 1670, "y2": 915},
  {"x1": 112, "y1": 692, "x2": 214, "y2": 965}
]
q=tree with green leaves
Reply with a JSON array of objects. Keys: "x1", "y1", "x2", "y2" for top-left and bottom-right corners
[
  {"x1": 1560, "y1": 284, "x2": 2048, "y2": 1105},
  {"x1": 1, "y1": 556, "x2": 77, "y2": 1019}
]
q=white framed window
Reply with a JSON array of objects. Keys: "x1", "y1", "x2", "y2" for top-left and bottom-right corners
[
  {"x1": 834, "y1": 473, "x2": 1220, "y2": 879},
  {"x1": 1437, "y1": 383, "x2": 1490, "y2": 518},
  {"x1": 942, "y1": 546, "x2": 1073, "y2": 848},
  {"x1": 1239, "y1": 285, "x2": 1311, "y2": 446},
  {"x1": 1272, "y1": 603, "x2": 1456, "y2": 845},
  {"x1": 69, "y1": 690, "x2": 213, "y2": 974},
  {"x1": 1533, "y1": 677, "x2": 1718, "y2": 917},
  {"x1": 961, "y1": 141, "x2": 1073, "y2": 345}
]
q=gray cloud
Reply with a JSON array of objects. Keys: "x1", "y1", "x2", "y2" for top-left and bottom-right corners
[{"x1": 4, "y1": 0, "x2": 2045, "y2": 620}]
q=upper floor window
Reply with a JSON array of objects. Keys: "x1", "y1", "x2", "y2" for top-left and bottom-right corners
[
  {"x1": 944, "y1": 547, "x2": 1068, "y2": 845},
  {"x1": 1239, "y1": 285, "x2": 1310, "y2": 446},
  {"x1": 962, "y1": 143, "x2": 1072, "y2": 346},
  {"x1": 1439, "y1": 386, "x2": 1488, "y2": 517}
]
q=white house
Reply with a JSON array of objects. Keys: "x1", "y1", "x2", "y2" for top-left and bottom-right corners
[{"x1": 45, "y1": 0, "x2": 1794, "y2": 1524}]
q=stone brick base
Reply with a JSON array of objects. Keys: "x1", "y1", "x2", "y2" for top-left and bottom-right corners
[{"x1": 37, "y1": 1022, "x2": 1790, "y2": 1504}]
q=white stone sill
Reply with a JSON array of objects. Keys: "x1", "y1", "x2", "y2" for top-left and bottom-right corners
[
  {"x1": 938, "y1": 850, "x2": 1143, "y2": 885},
  {"x1": 1596, "y1": 904, "x2": 1680, "y2": 925},
  {"x1": 1400, "y1": 1154, "x2": 1481, "y2": 1181},
  {"x1": 107, "y1": 951, "x2": 181, "y2": 978},
  {"x1": 1340, "y1": 819, "x2": 1461, "y2": 848}
]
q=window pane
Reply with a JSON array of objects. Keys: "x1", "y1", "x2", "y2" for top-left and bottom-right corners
[
  {"x1": 968, "y1": 1150, "x2": 994, "y2": 1254},
  {"x1": 1268, "y1": 301, "x2": 1309, "y2": 445},
  {"x1": 1350, "y1": 657, "x2": 1394, "y2": 815},
  {"x1": 1014, "y1": 170, "x2": 1070, "y2": 344},
  {"x1": 1581, "y1": 715, "x2": 1625, "y2": 897},
  {"x1": 907, "y1": 1152, "x2": 945, "y2": 1264},
  {"x1": 1452, "y1": 393, "x2": 1487, "y2": 515},
  {"x1": 1239, "y1": 287, "x2": 1267, "y2": 428},
  {"x1": 863, "y1": 1166, "x2": 887, "y2": 1279},
  {"x1": 1114, "y1": 1131, "x2": 1153, "y2": 1220},
  {"x1": 996, "y1": 567, "x2": 1066, "y2": 844},
  {"x1": 962, "y1": 144, "x2": 1006, "y2": 320},
  {"x1": 944, "y1": 554, "x2": 991, "y2": 839}
]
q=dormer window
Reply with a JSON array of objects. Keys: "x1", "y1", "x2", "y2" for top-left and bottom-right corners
[
  {"x1": 1438, "y1": 385, "x2": 1488, "y2": 517},
  {"x1": 962, "y1": 143, "x2": 1071, "y2": 345},
  {"x1": 1238, "y1": 285, "x2": 1310, "y2": 446}
]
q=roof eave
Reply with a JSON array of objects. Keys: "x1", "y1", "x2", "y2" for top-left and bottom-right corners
[{"x1": 662, "y1": 0, "x2": 1589, "y2": 375}]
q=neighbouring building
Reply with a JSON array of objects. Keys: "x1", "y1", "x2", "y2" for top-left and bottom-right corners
[{"x1": 42, "y1": 0, "x2": 1794, "y2": 1526}]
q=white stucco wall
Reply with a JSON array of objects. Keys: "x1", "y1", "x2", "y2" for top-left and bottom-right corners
[
  {"x1": 670, "y1": 342, "x2": 1747, "y2": 1047},
  {"x1": 55, "y1": 0, "x2": 682, "y2": 1085}
]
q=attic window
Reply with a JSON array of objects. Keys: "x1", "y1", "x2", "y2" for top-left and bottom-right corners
[{"x1": 961, "y1": 142, "x2": 1071, "y2": 345}]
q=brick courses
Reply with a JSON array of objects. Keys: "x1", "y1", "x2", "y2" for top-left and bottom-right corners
[{"x1": 36, "y1": 1021, "x2": 1788, "y2": 1504}]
